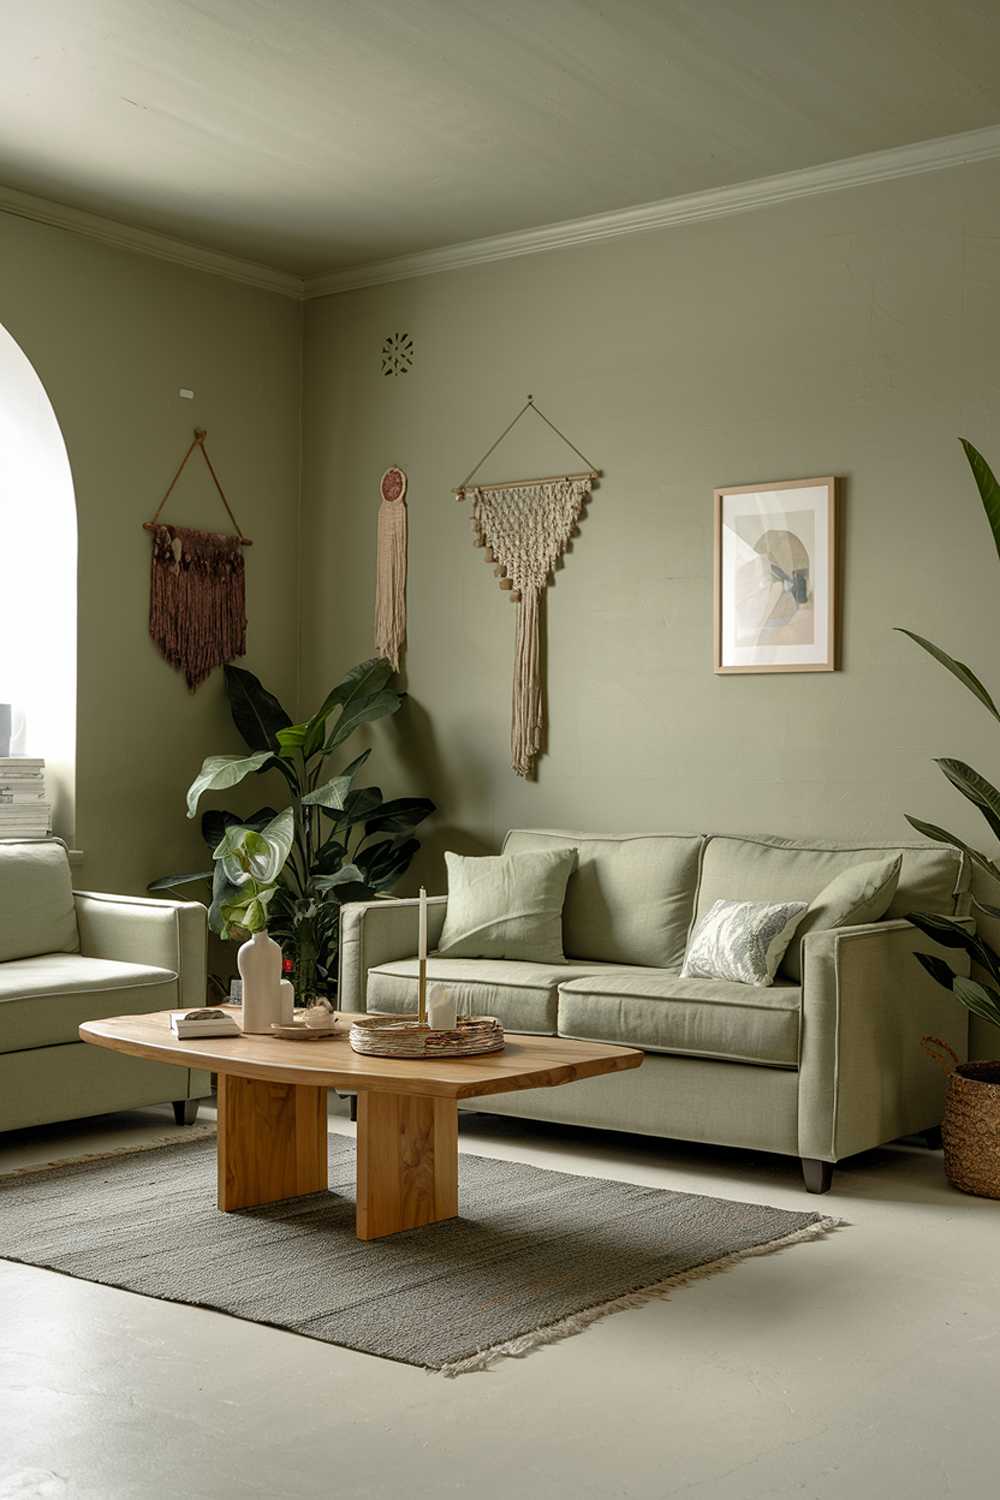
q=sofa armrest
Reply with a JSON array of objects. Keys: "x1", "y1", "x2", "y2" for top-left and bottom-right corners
[
  {"x1": 74, "y1": 891, "x2": 207, "y2": 1012},
  {"x1": 338, "y1": 896, "x2": 448, "y2": 1012},
  {"x1": 798, "y1": 918, "x2": 971, "y2": 1162}
]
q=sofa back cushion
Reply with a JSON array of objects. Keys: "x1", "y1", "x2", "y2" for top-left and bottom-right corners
[
  {"x1": 695, "y1": 835, "x2": 969, "y2": 928},
  {"x1": 502, "y1": 829, "x2": 704, "y2": 968},
  {"x1": 0, "y1": 839, "x2": 79, "y2": 963}
]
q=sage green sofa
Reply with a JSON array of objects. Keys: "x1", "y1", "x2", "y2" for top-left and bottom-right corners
[
  {"x1": 339, "y1": 829, "x2": 973, "y2": 1193},
  {"x1": 0, "y1": 840, "x2": 211, "y2": 1133}
]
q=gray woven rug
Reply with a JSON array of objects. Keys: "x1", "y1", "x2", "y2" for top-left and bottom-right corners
[{"x1": 0, "y1": 1135, "x2": 841, "y2": 1376}]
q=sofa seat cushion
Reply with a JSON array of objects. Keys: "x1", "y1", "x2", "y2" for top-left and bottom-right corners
[
  {"x1": 366, "y1": 958, "x2": 635, "y2": 1036},
  {"x1": 0, "y1": 954, "x2": 179, "y2": 1054},
  {"x1": 557, "y1": 970, "x2": 801, "y2": 1068}
]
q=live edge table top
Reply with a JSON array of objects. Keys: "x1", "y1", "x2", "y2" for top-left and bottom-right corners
[{"x1": 79, "y1": 1010, "x2": 643, "y2": 1101}]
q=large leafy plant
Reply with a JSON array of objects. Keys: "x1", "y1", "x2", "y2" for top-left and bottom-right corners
[
  {"x1": 151, "y1": 657, "x2": 434, "y2": 999},
  {"x1": 899, "y1": 439, "x2": 1000, "y2": 1033}
]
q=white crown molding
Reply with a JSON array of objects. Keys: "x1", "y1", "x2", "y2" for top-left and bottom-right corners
[
  {"x1": 3, "y1": 124, "x2": 999, "y2": 303},
  {"x1": 303, "y1": 123, "x2": 1000, "y2": 299},
  {"x1": 0, "y1": 182, "x2": 305, "y2": 299}
]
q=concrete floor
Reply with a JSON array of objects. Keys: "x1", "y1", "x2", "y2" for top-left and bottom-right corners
[{"x1": 0, "y1": 1102, "x2": 997, "y2": 1500}]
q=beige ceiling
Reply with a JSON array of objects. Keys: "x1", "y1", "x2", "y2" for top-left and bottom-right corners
[{"x1": 2, "y1": 0, "x2": 1000, "y2": 278}]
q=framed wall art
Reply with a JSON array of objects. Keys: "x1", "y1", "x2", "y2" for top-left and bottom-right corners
[{"x1": 714, "y1": 476, "x2": 838, "y2": 674}]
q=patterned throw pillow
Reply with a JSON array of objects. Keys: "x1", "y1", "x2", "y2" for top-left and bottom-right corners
[{"x1": 681, "y1": 899, "x2": 808, "y2": 987}]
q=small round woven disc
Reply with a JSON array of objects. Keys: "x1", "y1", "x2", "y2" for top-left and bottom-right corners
[{"x1": 380, "y1": 466, "x2": 407, "y2": 503}]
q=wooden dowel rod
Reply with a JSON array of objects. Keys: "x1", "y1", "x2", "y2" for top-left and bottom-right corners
[
  {"x1": 455, "y1": 468, "x2": 600, "y2": 500},
  {"x1": 143, "y1": 521, "x2": 253, "y2": 545}
]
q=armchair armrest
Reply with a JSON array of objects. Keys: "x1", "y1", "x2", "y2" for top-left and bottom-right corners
[
  {"x1": 798, "y1": 918, "x2": 971, "y2": 1163},
  {"x1": 74, "y1": 891, "x2": 207, "y2": 1012},
  {"x1": 338, "y1": 896, "x2": 447, "y2": 1012}
]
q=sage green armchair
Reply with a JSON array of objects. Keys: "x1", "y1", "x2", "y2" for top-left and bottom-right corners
[
  {"x1": 0, "y1": 840, "x2": 211, "y2": 1133},
  {"x1": 339, "y1": 830, "x2": 972, "y2": 1192}
]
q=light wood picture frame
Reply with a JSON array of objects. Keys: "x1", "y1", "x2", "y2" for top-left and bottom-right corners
[{"x1": 714, "y1": 476, "x2": 837, "y2": 674}]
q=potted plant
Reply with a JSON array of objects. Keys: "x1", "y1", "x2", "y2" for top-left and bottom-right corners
[
  {"x1": 151, "y1": 656, "x2": 435, "y2": 1003},
  {"x1": 898, "y1": 438, "x2": 1000, "y2": 1198}
]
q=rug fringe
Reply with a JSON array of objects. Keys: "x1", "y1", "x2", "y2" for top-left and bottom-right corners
[
  {"x1": 0, "y1": 1124, "x2": 216, "y2": 1182},
  {"x1": 437, "y1": 1214, "x2": 845, "y2": 1378}
]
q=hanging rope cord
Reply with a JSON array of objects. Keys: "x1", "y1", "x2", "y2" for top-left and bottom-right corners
[
  {"x1": 455, "y1": 397, "x2": 598, "y2": 494},
  {"x1": 146, "y1": 429, "x2": 252, "y2": 544}
]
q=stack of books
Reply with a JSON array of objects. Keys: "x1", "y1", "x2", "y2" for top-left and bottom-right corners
[{"x1": 0, "y1": 758, "x2": 50, "y2": 839}]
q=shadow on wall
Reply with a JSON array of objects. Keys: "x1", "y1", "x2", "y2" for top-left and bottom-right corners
[{"x1": 386, "y1": 694, "x2": 494, "y2": 891}]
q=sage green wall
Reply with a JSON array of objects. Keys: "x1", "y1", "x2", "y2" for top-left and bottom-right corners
[
  {"x1": 301, "y1": 158, "x2": 1000, "y2": 1055},
  {"x1": 0, "y1": 213, "x2": 302, "y2": 894}
]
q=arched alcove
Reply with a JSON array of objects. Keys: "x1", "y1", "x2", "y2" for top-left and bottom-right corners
[{"x1": 0, "y1": 323, "x2": 77, "y2": 840}]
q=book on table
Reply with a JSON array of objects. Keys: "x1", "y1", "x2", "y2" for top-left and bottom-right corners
[{"x1": 170, "y1": 1010, "x2": 241, "y2": 1039}]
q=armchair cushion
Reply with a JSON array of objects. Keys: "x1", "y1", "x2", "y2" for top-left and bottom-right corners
[
  {"x1": 0, "y1": 954, "x2": 178, "y2": 1053},
  {"x1": 0, "y1": 839, "x2": 78, "y2": 963},
  {"x1": 557, "y1": 970, "x2": 801, "y2": 1066}
]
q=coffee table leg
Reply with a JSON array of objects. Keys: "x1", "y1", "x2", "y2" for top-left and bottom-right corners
[
  {"x1": 356, "y1": 1091, "x2": 458, "y2": 1240},
  {"x1": 217, "y1": 1073, "x2": 328, "y2": 1211}
]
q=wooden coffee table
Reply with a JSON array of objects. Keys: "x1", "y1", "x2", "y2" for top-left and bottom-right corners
[{"x1": 80, "y1": 1011, "x2": 642, "y2": 1240}]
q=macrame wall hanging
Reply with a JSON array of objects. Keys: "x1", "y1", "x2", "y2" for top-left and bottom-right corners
[
  {"x1": 374, "y1": 465, "x2": 408, "y2": 669},
  {"x1": 455, "y1": 396, "x2": 600, "y2": 778},
  {"x1": 144, "y1": 428, "x2": 251, "y2": 690}
]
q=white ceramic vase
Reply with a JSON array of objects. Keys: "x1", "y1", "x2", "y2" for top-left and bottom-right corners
[{"x1": 238, "y1": 930, "x2": 283, "y2": 1034}]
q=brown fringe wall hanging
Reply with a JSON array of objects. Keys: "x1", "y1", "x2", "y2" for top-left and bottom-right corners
[
  {"x1": 144, "y1": 428, "x2": 251, "y2": 690},
  {"x1": 454, "y1": 396, "x2": 601, "y2": 778}
]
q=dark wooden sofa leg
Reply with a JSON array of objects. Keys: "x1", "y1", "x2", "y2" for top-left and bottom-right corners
[
  {"x1": 801, "y1": 1158, "x2": 834, "y2": 1194},
  {"x1": 922, "y1": 1125, "x2": 943, "y2": 1150},
  {"x1": 173, "y1": 1099, "x2": 200, "y2": 1126}
]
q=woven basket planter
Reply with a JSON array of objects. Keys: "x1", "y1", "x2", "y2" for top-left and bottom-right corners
[{"x1": 942, "y1": 1060, "x2": 1000, "y2": 1200}]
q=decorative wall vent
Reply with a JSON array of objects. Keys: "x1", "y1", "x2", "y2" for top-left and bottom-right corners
[{"x1": 381, "y1": 333, "x2": 414, "y2": 376}]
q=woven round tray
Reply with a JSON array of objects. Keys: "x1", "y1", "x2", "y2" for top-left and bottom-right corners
[{"x1": 349, "y1": 1013, "x2": 504, "y2": 1059}]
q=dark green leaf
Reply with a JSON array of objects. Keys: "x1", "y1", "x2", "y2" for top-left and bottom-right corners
[
  {"x1": 895, "y1": 629, "x2": 1000, "y2": 723},
  {"x1": 224, "y1": 665, "x2": 292, "y2": 751},
  {"x1": 147, "y1": 870, "x2": 212, "y2": 892},
  {"x1": 313, "y1": 840, "x2": 347, "y2": 874},
  {"x1": 324, "y1": 690, "x2": 403, "y2": 754},
  {"x1": 914, "y1": 951, "x2": 962, "y2": 991},
  {"x1": 904, "y1": 814, "x2": 1000, "y2": 881},
  {"x1": 330, "y1": 787, "x2": 383, "y2": 831},
  {"x1": 363, "y1": 797, "x2": 435, "y2": 837},
  {"x1": 321, "y1": 880, "x2": 375, "y2": 905},
  {"x1": 310, "y1": 658, "x2": 396, "y2": 732},
  {"x1": 953, "y1": 975, "x2": 1000, "y2": 1029},
  {"x1": 355, "y1": 836, "x2": 419, "y2": 891},
  {"x1": 960, "y1": 438, "x2": 1000, "y2": 563},
  {"x1": 186, "y1": 751, "x2": 274, "y2": 818},
  {"x1": 906, "y1": 912, "x2": 1000, "y2": 983},
  {"x1": 201, "y1": 806, "x2": 277, "y2": 850},
  {"x1": 935, "y1": 758, "x2": 1000, "y2": 842},
  {"x1": 337, "y1": 748, "x2": 372, "y2": 783}
]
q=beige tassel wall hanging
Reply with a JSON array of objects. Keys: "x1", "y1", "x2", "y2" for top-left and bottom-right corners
[
  {"x1": 455, "y1": 396, "x2": 600, "y2": 778},
  {"x1": 143, "y1": 428, "x2": 251, "y2": 690},
  {"x1": 374, "y1": 466, "x2": 408, "y2": 669}
]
